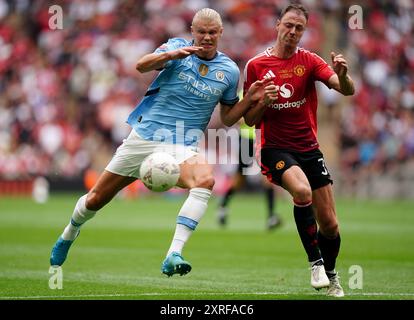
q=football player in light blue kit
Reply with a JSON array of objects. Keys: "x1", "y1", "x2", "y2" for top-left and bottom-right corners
[
  {"x1": 127, "y1": 38, "x2": 240, "y2": 146},
  {"x1": 50, "y1": 8, "x2": 271, "y2": 277}
]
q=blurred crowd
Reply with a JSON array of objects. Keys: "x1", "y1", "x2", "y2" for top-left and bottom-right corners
[
  {"x1": 336, "y1": 0, "x2": 414, "y2": 197},
  {"x1": 0, "y1": 0, "x2": 413, "y2": 196}
]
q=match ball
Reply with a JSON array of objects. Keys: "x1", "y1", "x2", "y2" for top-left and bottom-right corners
[{"x1": 139, "y1": 152, "x2": 180, "y2": 192}]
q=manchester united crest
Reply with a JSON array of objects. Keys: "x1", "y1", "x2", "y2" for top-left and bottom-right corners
[
  {"x1": 294, "y1": 65, "x2": 306, "y2": 77},
  {"x1": 276, "y1": 160, "x2": 285, "y2": 170}
]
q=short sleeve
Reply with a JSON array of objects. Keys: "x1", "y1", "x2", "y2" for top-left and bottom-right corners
[
  {"x1": 311, "y1": 53, "x2": 335, "y2": 86},
  {"x1": 220, "y1": 64, "x2": 240, "y2": 106},
  {"x1": 243, "y1": 60, "x2": 258, "y2": 97},
  {"x1": 154, "y1": 38, "x2": 188, "y2": 69}
]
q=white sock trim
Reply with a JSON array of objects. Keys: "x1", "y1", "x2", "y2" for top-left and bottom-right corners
[
  {"x1": 61, "y1": 194, "x2": 96, "y2": 241},
  {"x1": 167, "y1": 188, "x2": 212, "y2": 256},
  {"x1": 176, "y1": 188, "x2": 212, "y2": 229}
]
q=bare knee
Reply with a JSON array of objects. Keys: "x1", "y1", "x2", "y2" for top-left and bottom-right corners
[
  {"x1": 194, "y1": 173, "x2": 215, "y2": 190},
  {"x1": 292, "y1": 184, "x2": 312, "y2": 204},
  {"x1": 85, "y1": 191, "x2": 106, "y2": 211}
]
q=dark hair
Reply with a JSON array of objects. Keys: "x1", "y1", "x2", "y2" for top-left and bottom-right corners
[{"x1": 280, "y1": 3, "x2": 308, "y2": 21}]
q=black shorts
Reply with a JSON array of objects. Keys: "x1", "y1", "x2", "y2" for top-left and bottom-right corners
[{"x1": 259, "y1": 148, "x2": 333, "y2": 190}]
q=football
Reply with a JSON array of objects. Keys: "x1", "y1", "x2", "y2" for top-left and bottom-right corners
[{"x1": 139, "y1": 152, "x2": 180, "y2": 192}]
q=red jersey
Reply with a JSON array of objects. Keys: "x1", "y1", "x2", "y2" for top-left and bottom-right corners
[{"x1": 244, "y1": 47, "x2": 335, "y2": 152}]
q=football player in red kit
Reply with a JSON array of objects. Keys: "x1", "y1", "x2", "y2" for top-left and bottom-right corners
[{"x1": 243, "y1": 3, "x2": 354, "y2": 297}]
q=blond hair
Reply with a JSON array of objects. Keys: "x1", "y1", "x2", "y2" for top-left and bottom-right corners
[{"x1": 192, "y1": 8, "x2": 223, "y2": 27}]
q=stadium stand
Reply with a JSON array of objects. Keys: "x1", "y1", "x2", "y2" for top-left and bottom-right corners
[{"x1": 0, "y1": 0, "x2": 413, "y2": 198}]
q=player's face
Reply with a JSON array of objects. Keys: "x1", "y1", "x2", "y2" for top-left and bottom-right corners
[
  {"x1": 276, "y1": 11, "x2": 307, "y2": 48},
  {"x1": 191, "y1": 19, "x2": 223, "y2": 60}
]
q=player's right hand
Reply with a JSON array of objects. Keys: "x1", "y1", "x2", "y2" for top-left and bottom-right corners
[
  {"x1": 263, "y1": 83, "x2": 279, "y2": 105},
  {"x1": 170, "y1": 46, "x2": 203, "y2": 60}
]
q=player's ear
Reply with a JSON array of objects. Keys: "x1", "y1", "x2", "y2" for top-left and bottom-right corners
[{"x1": 275, "y1": 19, "x2": 281, "y2": 33}]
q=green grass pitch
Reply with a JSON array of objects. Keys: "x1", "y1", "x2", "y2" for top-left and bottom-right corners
[{"x1": 0, "y1": 193, "x2": 413, "y2": 300}]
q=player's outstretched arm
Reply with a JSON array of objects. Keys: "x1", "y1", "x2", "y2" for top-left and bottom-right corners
[
  {"x1": 136, "y1": 46, "x2": 203, "y2": 73},
  {"x1": 328, "y1": 51, "x2": 355, "y2": 96},
  {"x1": 220, "y1": 79, "x2": 272, "y2": 127}
]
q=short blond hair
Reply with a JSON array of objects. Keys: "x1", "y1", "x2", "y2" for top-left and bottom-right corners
[{"x1": 192, "y1": 8, "x2": 223, "y2": 27}]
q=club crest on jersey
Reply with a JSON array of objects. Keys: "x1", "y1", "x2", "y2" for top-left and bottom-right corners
[
  {"x1": 294, "y1": 65, "x2": 306, "y2": 77},
  {"x1": 276, "y1": 160, "x2": 285, "y2": 170},
  {"x1": 199, "y1": 64, "x2": 209, "y2": 76},
  {"x1": 216, "y1": 71, "x2": 225, "y2": 81}
]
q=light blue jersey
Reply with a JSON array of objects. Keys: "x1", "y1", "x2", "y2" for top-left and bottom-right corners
[{"x1": 127, "y1": 38, "x2": 240, "y2": 146}]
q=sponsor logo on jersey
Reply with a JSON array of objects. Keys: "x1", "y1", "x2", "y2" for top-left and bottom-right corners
[
  {"x1": 178, "y1": 71, "x2": 223, "y2": 100},
  {"x1": 279, "y1": 83, "x2": 294, "y2": 98},
  {"x1": 199, "y1": 64, "x2": 209, "y2": 76},
  {"x1": 276, "y1": 160, "x2": 285, "y2": 170},
  {"x1": 269, "y1": 97, "x2": 307, "y2": 110},
  {"x1": 294, "y1": 65, "x2": 306, "y2": 77}
]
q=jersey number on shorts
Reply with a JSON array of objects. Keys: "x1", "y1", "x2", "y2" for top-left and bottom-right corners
[{"x1": 318, "y1": 158, "x2": 329, "y2": 176}]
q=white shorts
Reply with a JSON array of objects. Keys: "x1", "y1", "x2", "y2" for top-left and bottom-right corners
[{"x1": 105, "y1": 130, "x2": 199, "y2": 178}]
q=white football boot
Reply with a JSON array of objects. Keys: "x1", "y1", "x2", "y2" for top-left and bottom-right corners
[
  {"x1": 310, "y1": 260, "x2": 330, "y2": 289},
  {"x1": 326, "y1": 273, "x2": 345, "y2": 297}
]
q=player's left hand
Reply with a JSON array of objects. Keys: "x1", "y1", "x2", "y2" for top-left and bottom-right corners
[{"x1": 331, "y1": 51, "x2": 348, "y2": 77}]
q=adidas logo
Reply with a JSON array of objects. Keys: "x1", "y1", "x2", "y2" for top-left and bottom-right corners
[{"x1": 263, "y1": 70, "x2": 276, "y2": 80}]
